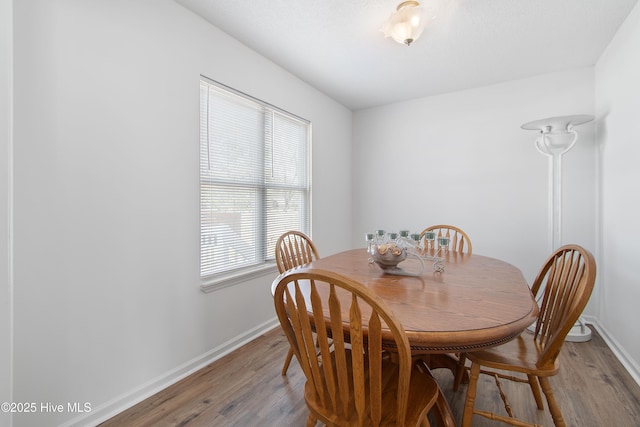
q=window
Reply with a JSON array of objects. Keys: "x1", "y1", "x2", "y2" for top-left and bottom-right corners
[{"x1": 199, "y1": 77, "x2": 311, "y2": 290}]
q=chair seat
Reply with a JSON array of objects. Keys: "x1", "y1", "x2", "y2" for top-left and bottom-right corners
[
  {"x1": 305, "y1": 351, "x2": 440, "y2": 426},
  {"x1": 466, "y1": 331, "x2": 560, "y2": 377}
]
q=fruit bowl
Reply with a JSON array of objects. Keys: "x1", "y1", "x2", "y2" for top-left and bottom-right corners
[{"x1": 371, "y1": 244, "x2": 407, "y2": 270}]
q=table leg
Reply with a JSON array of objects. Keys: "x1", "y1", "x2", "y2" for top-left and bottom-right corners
[{"x1": 417, "y1": 353, "x2": 469, "y2": 385}]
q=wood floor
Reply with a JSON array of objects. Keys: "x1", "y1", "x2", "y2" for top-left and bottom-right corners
[{"x1": 101, "y1": 326, "x2": 640, "y2": 426}]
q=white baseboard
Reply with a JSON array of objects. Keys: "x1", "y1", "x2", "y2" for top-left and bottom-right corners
[
  {"x1": 60, "y1": 317, "x2": 280, "y2": 427},
  {"x1": 583, "y1": 315, "x2": 640, "y2": 386}
]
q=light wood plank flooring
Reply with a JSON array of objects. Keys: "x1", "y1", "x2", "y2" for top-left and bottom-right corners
[{"x1": 101, "y1": 326, "x2": 640, "y2": 426}]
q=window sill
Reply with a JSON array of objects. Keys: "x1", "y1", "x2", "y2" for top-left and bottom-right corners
[{"x1": 200, "y1": 263, "x2": 279, "y2": 293}]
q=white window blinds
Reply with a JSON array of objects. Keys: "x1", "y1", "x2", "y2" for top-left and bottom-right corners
[{"x1": 199, "y1": 77, "x2": 311, "y2": 280}]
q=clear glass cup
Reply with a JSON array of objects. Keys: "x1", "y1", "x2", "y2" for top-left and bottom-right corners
[
  {"x1": 438, "y1": 236, "x2": 450, "y2": 253},
  {"x1": 365, "y1": 233, "x2": 375, "y2": 254},
  {"x1": 410, "y1": 233, "x2": 422, "y2": 250},
  {"x1": 423, "y1": 231, "x2": 436, "y2": 252}
]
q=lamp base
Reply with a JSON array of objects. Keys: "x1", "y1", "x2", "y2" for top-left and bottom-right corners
[
  {"x1": 527, "y1": 317, "x2": 591, "y2": 342},
  {"x1": 564, "y1": 317, "x2": 592, "y2": 342}
]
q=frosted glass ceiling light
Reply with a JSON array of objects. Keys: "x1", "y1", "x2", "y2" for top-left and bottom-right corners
[
  {"x1": 382, "y1": 1, "x2": 426, "y2": 46},
  {"x1": 522, "y1": 114, "x2": 594, "y2": 342}
]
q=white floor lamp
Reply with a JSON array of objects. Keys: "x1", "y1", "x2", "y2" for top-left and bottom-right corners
[{"x1": 521, "y1": 114, "x2": 594, "y2": 342}]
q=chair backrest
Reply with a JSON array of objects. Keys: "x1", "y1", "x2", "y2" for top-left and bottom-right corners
[
  {"x1": 273, "y1": 268, "x2": 413, "y2": 427},
  {"x1": 530, "y1": 244, "x2": 596, "y2": 367},
  {"x1": 275, "y1": 231, "x2": 320, "y2": 273},
  {"x1": 420, "y1": 224, "x2": 472, "y2": 254}
]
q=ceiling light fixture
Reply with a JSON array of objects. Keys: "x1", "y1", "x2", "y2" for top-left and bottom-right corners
[{"x1": 381, "y1": 1, "x2": 426, "y2": 46}]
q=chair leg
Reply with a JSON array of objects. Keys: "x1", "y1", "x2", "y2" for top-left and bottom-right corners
[
  {"x1": 305, "y1": 414, "x2": 318, "y2": 427},
  {"x1": 461, "y1": 362, "x2": 481, "y2": 427},
  {"x1": 539, "y1": 376, "x2": 566, "y2": 427},
  {"x1": 432, "y1": 390, "x2": 456, "y2": 427},
  {"x1": 281, "y1": 347, "x2": 294, "y2": 375},
  {"x1": 527, "y1": 374, "x2": 544, "y2": 410},
  {"x1": 453, "y1": 353, "x2": 467, "y2": 391},
  {"x1": 416, "y1": 359, "x2": 456, "y2": 427}
]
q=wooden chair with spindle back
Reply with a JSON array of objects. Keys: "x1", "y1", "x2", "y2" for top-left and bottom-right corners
[
  {"x1": 458, "y1": 244, "x2": 596, "y2": 427},
  {"x1": 420, "y1": 224, "x2": 472, "y2": 254},
  {"x1": 275, "y1": 230, "x2": 321, "y2": 375},
  {"x1": 273, "y1": 268, "x2": 456, "y2": 427},
  {"x1": 420, "y1": 225, "x2": 472, "y2": 379}
]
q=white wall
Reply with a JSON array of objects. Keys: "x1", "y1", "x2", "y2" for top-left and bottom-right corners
[
  {"x1": 353, "y1": 68, "x2": 596, "y2": 288},
  {"x1": 1, "y1": 0, "x2": 13, "y2": 426},
  {"x1": 595, "y1": 0, "x2": 640, "y2": 381},
  {"x1": 11, "y1": 1, "x2": 352, "y2": 426},
  {"x1": 7, "y1": 0, "x2": 640, "y2": 425}
]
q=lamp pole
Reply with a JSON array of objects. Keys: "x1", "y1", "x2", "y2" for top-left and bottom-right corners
[{"x1": 522, "y1": 114, "x2": 594, "y2": 342}]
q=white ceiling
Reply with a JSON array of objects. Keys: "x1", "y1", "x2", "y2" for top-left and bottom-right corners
[{"x1": 174, "y1": 0, "x2": 638, "y2": 110}]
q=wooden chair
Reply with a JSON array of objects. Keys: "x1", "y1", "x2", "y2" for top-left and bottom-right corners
[
  {"x1": 276, "y1": 230, "x2": 320, "y2": 274},
  {"x1": 458, "y1": 244, "x2": 596, "y2": 427},
  {"x1": 275, "y1": 230, "x2": 321, "y2": 375},
  {"x1": 273, "y1": 268, "x2": 456, "y2": 427},
  {"x1": 420, "y1": 225, "x2": 472, "y2": 381},
  {"x1": 420, "y1": 225, "x2": 472, "y2": 254}
]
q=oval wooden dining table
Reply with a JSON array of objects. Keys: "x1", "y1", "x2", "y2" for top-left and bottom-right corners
[{"x1": 272, "y1": 248, "x2": 538, "y2": 356}]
